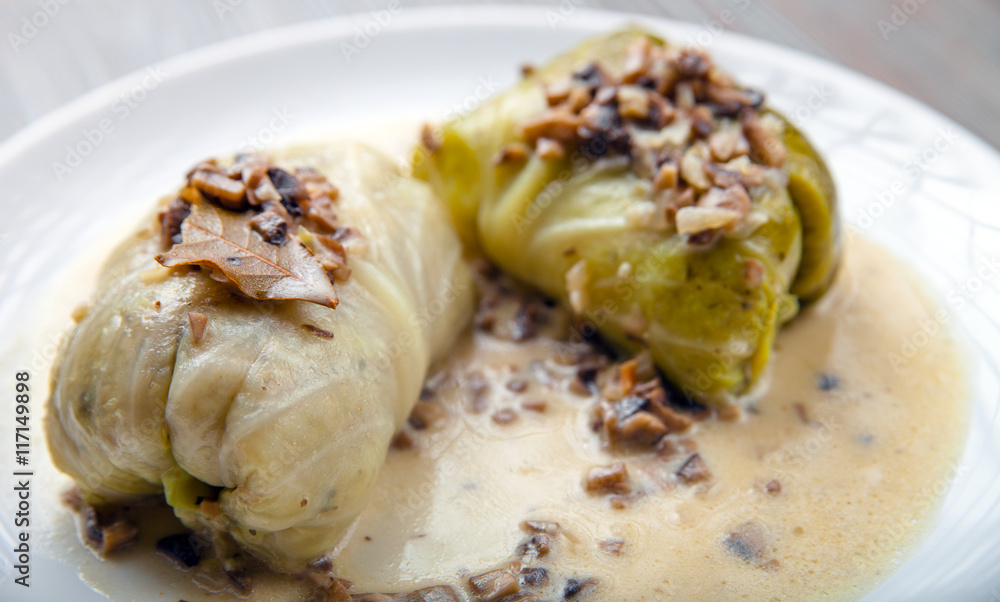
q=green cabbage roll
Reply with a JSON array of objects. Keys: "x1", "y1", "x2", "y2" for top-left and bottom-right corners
[
  {"x1": 415, "y1": 28, "x2": 839, "y2": 404},
  {"x1": 46, "y1": 143, "x2": 473, "y2": 572}
]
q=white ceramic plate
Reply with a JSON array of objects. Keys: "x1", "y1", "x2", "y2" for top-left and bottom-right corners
[{"x1": 0, "y1": 6, "x2": 998, "y2": 601}]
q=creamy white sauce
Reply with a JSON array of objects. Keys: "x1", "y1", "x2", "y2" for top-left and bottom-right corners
[
  {"x1": 328, "y1": 235, "x2": 969, "y2": 601},
  {"x1": 27, "y1": 126, "x2": 969, "y2": 600},
  {"x1": 42, "y1": 233, "x2": 969, "y2": 602}
]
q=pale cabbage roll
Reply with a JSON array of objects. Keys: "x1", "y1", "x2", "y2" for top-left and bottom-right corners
[
  {"x1": 416, "y1": 29, "x2": 839, "y2": 404},
  {"x1": 45, "y1": 143, "x2": 473, "y2": 572}
]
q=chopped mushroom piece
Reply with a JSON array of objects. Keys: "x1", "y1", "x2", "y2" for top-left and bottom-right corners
[
  {"x1": 190, "y1": 170, "x2": 247, "y2": 209},
  {"x1": 249, "y1": 209, "x2": 289, "y2": 245},
  {"x1": 562, "y1": 578, "x2": 597, "y2": 600},
  {"x1": 619, "y1": 411, "x2": 668, "y2": 446},
  {"x1": 409, "y1": 400, "x2": 447, "y2": 430},
  {"x1": 468, "y1": 568, "x2": 521, "y2": 602},
  {"x1": 187, "y1": 311, "x2": 208, "y2": 343},
  {"x1": 94, "y1": 518, "x2": 138, "y2": 556},
  {"x1": 160, "y1": 198, "x2": 191, "y2": 246},
  {"x1": 519, "y1": 567, "x2": 550, "y2": 587},
  {"x1": 517, "y1": 533, "x2": 552, "y2": 559},
  {"x1": 677, "y1": 453, "x2": 713, "y2": 484},
  {"x1": 585, "y1": 462, "x2": 631, "y2": 495},
  {"x1": 155, "y1": 533, "x2": 202, "y2": 568},
  {"x1": 742, "y1": 110, "x2": 786, "y2": 167}
]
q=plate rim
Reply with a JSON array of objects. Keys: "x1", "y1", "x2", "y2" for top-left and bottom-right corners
[
  {"x1": 1, "y1": 4, "x2": 999, "y2": 172},
  {"x1": 1, "y1": 5, "x2": 997, "y2": 600}
]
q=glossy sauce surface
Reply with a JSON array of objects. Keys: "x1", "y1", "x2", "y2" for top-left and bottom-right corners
[
  {"x1": 327, "y1": 235, "x2": 969, "y2": 601},
  {"x1": 51, "y1": 233, "x2": 968, "y2": 601}
]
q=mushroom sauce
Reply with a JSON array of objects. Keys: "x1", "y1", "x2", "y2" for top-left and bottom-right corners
[{"x1": 51, "y1": 230, "x2": 969, "y2": 602}]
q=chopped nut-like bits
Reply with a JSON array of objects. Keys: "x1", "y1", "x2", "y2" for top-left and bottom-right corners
[
  {"x1": 188, "y1": 311, "x2": 208, "y2": 343},
  {"x1": 677, "y1": 453, "x2": 713, "y2": 484},
  {"x1": 468, "y1": 568, "x2": 520, "y2": 602},
  {"x1": 585, "y1": 462, "x2": 631, "y2": 495}
]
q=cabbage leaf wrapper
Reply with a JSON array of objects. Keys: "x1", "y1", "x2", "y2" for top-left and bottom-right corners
[
  {"x1": 46, "y1": 143, "x2": 473, "y2": 572},
  {"x1": 416, "y1": 28, "x2": 839, "y2": 404}
]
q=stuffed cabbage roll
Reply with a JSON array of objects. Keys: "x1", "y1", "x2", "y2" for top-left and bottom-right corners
[
  {"x1": 415, "y1": 28, "x2": 839, "y2": 404},
  {"x1": 46, "y1": 143, "x2": 473, "y2": 572}
]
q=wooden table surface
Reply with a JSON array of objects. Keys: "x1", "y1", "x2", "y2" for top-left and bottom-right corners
[{"x1": 1, "y1": 0, "x2": 997, "y2": 150}]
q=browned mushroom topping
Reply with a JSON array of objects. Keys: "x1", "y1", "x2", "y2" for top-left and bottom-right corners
[
  {"x1": 316, "y1": 234, "x2": 351, "y2": 282},
  {"x1": 409, "y1": 400, "x2": 447, "y2": 430},
  {"x1": 302, "y1": 196, "x2": 341, "y2": 233},
  {"x1": 160, "y1": 197, "x2": 191, "y2": 246},
  {"x1": 677, "y1": 453, "x2": 712, "y2": 484},
  {"x1": 493, "y1": 142, "x2": 531, "y2": 165},
  {"x1": 514, "y1": 36, "x2": 786, "y2": 246},
  {"x1": 592, "y1": 373, "x2": 694, "y2": 450},
  {"x1": 585, "y1": 462, "x2": 631, "y2": 495},
  {"x1": 468, "y1": 568, "x2": 521, "y2": 602},
  {"x1": 703, "y1": 161, "x2": 744, "y2": 188},
  {"x1": 266, "y1": 167, "x2": 308, "y2": 216},
  {"x1": 517, "y1": 533, "x2": 552, "y2": 559},
  {"x1": 617, "y1": 411, "x2": 668, "y2": 446},
  {"x1": 248, "y1": 209, "x2": 288, "y2": 245},
  {"x1": 156, "y1": 533, "x2": 203, "y2": 568},
  {"x1": 519, "y1": 567, "x2": 549, "y2": 588},
  {"x1": 519, "y1": 109, "x2": 582, "y2": 145},
  {"x1": 190, "y1": 170, "x2": 248, "y2": 209},
  {"x1": 562, "y1": 578, "x2": 597, "y2": 600},
  {"x1": 162, "y1": 154, "x2": 354, "y2": 298},
  {"x1": 188, "y1": 311, "x2": 208, "y2": 343},
  {"x1": 83, "y1": 506, "x2": 138, "y2": 556},
  {"x1": 742, "y1": 110, "x2": 786, "y2": 167}
]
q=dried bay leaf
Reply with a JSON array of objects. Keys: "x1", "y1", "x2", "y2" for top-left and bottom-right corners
[{"x1": 156, "y1": 203, "x2": 339, "y2": 309}]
